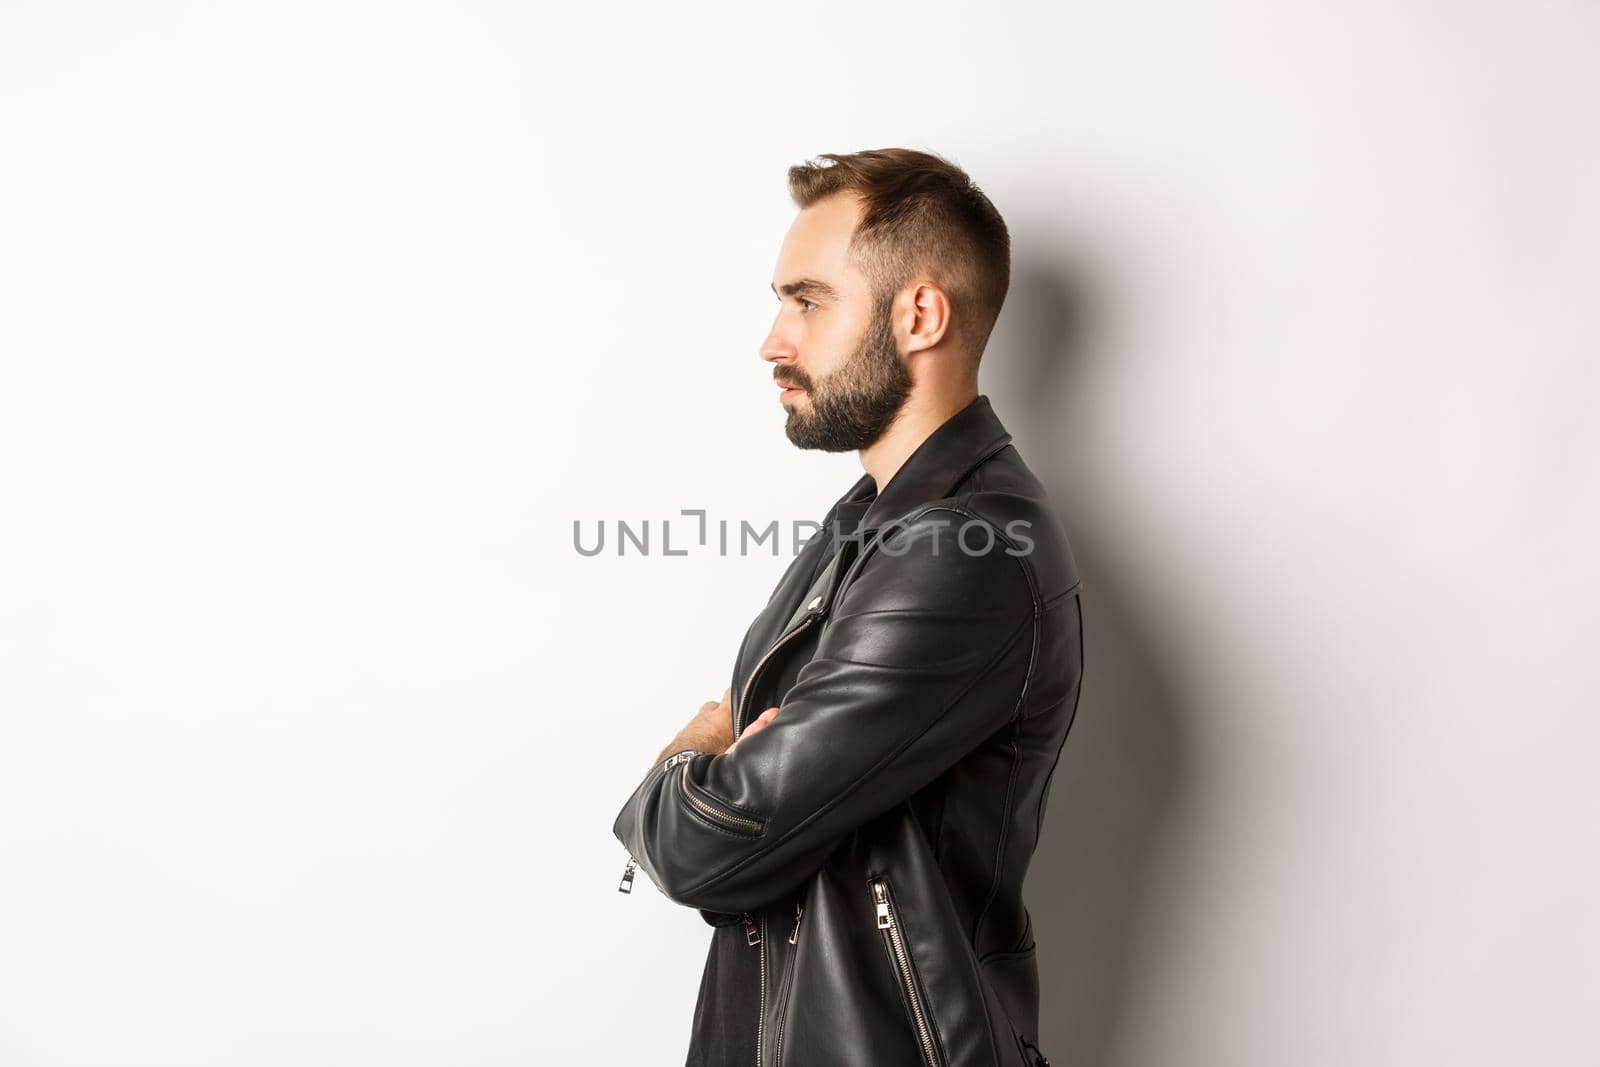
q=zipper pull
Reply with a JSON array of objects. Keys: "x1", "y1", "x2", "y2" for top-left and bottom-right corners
[
  {"x1": 744, "y1": 911, "x2": 762, "y2": 946},
  {"x1": 788, "y1": 901, "x2": 804, "y2": 944},
  {"x1": 874, "y1": 881, "x2": 892, "y2": 929},
  {"x1": 618, "y1": 854, "x2": 638, "y2": 894}
]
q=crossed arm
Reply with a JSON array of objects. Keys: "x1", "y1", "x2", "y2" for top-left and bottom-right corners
[{"x1": 612, "y1": 511, "x2": 1037, "y2": 915}]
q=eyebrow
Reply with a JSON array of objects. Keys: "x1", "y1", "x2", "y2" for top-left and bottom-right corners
[{"x1": 771, "y1": 278, "x2": 840, "y2": 301}]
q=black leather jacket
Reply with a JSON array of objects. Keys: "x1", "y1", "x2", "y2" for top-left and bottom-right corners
[{"x1": 613, "y1": 395, "x2": 1083, "y2": 1066}]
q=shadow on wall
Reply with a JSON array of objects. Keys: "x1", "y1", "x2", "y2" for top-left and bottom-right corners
[{"x1": 992, "y1": 256, "x2": 1191, "y2": 1067}]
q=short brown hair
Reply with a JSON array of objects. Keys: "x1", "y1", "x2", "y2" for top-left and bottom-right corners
[{"x1": 787, "y1": 147, "x2": 1011, "y2": 360}]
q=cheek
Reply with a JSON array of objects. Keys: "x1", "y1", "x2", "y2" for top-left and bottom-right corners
[{"x1": 804, "y1": 316, "x2": 866, "y2": 378}]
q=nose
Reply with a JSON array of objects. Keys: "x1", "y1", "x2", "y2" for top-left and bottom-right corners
[{"x1": 760, "y1": 322, "x2": 797, "y2": 366}]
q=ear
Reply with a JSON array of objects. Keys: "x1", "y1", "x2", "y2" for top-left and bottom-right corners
[{"x1": 900, "y1": 281, "x2": 952, "y2": 354}]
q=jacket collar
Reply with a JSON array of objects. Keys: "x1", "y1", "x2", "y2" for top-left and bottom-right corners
[{"x1": 826, "y1": 394, "x2": 1013, "y2": 536}]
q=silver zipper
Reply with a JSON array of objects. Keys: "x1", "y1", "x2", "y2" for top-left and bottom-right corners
[
  {"x1": 735, "y1": 596, "x2": 825, "y2": 735},
  {"x1": 873, "y1": 879, "x2": 941, "y2": 1067},
  {"x1": 755, "y1": 911, "x2": 768, "y2": 1064},
  {"x1": 773, "y1": 899, "x2": 804, "y2": 1067},
  {"x1": 678, "y1": 762, "x2": 764, "y2": 834}
]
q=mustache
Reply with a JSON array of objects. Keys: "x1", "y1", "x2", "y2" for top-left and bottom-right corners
[{"x1": 774, "y1": 370, "x2": 813, "y2": 390}]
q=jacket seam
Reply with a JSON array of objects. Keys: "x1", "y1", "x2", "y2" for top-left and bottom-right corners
[
  {"x1": 975, "y1": 717, "x2": 1024, "y2": 950},
  {"x1": 1033, "y1": 593, "x2": 1086, "y2": 853},
  {"x1": 977, "y1": 945, "x2": 1038, "y2": 965},
  {"x1": 972, "y1": 575, "x2": 1040, "y2": 955},
  {"x1": 1041, "y1": 581, "x2": 1082, "y2": 608}
]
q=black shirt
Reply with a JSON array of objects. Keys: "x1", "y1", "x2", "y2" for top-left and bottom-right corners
[{"x1": 685, "y1": 919, "x2": 761, "y2": 1066}]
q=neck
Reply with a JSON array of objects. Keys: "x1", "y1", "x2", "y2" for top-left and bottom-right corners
[{"x1": 860, "y1": 384, "x2": 979, "y2": 490}]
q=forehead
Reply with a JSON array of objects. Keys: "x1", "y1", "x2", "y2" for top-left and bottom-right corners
[{"x1": 772, "y1": 193, "x2": 866, "y2": 293}]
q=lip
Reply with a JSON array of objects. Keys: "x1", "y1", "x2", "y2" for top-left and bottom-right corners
[{"x1": 778, "y1": 386, "x2": 805, "y2": 402}]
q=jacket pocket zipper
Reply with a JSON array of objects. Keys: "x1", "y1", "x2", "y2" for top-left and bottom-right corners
[
  {"x1": 678, "y1": 762, "x2": 764, "y2": 835},
  {"x1": 749, "y1": 911, "x2": 768, "y2": 1064},
  {"x1": 773, "y1": 900, "x2": 804, "y2": 1066},
  {"x1": 873, "y1": 878, "x2": 943, "y2": 1067}
]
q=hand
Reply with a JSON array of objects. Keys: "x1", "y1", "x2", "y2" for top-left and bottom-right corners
[
  {"x1": 653, "y1": 688, "x2": 735, "y2": 765},
  {"x1": 727, "y1": 705, "x2": 780, "y2": 757},
  {"x1": 690, "y1": 687, "x2": 735, "y2": 752}
]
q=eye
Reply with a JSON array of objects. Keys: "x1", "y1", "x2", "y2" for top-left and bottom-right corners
[{"x1": 798, "y1": 298, "x2": 818, "y2": 314}]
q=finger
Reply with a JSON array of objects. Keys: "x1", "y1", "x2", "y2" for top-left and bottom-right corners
[{"x1": 722, "y1": 687, "x2": 732, "y2": 704}]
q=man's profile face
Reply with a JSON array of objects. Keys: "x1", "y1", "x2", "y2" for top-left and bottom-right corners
[{"x1": 762, "y1": 194, "x2": 912, "y2": 452}]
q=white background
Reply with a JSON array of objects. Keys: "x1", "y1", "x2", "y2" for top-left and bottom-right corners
[{"x1": 1, "y1": 2, "x2": 1596, "y2": 1064}]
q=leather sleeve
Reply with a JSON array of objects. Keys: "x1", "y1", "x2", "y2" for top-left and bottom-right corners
[{"x1": 611, "y1": 509, "x2": 1036, "y2": 915}]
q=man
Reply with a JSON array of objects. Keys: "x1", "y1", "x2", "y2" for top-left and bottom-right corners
[{"x1": 613, "y1": 148, "x2": 1083, "y2": 1067}]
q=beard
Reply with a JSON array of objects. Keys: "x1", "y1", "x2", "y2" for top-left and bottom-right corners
[{"x1": 780, "y1": 293, "x2": 912, "y2": 452}]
